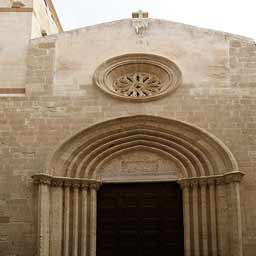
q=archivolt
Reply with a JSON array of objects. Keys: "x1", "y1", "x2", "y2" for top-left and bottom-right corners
[{"x1": 49, "y1": 115, "x2": 238, "y2": 179}]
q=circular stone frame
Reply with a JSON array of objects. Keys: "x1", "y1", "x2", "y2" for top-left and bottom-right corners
[{"x1": 93, "y1": 53, "x2": 182, "y2": 102}]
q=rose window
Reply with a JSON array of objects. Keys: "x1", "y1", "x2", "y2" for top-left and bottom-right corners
[
  {"x1": 113, "y1": 72, "x2": 162, "y2": 98},
  {"x1": 93, "y1": 54, "x2": 182, "y2": 102}
]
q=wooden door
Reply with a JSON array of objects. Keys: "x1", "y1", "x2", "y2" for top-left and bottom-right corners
[{"x1": 97, "y1": 182, "x2": 184, "y2": 256}]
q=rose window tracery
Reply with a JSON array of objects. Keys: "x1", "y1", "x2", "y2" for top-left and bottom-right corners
[
  {"x1": 93, "y1": 54, "x2": 182, "y2": 102},
  {"x1": 113, "y1": 72, "x2": 161, "y2": 98}
]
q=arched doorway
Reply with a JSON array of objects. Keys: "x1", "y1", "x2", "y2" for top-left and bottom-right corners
[{"x1": 33, "y1": 115, "x2": 244, "y2": 256}]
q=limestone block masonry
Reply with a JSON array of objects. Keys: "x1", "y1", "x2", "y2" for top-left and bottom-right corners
[{"x1": 0, "y1": 18, "x2": 256, "y2": 256}]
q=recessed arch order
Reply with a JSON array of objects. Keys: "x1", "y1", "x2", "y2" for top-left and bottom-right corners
[
  {"x1": 48, "y1": 115, "x2": 238, "y2": 179},
  {"x1": 33, "y1": 115, "x2": 244, "y2": 256}
]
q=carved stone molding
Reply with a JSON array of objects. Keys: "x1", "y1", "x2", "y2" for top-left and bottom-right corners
[
  {"x1": 33, "y1": 175, "x2": 51, "y2": 186},
  {"x1": 224, "y1": 172, "x2": 244, "y2": 183},
  {"x1": 177, "y1": 172, "x2": 244, "y2": 188},
  {"x1": 32, "y1": 174, "x2": 101, "y2": 188},
  {"x1": 93, "y1": 54, "x2": 182, "y2": 102}
]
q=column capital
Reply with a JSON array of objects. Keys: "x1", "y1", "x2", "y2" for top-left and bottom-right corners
[
  {"x1": 207, "y1": 177, "x2": 216, "y2": 186},
  {"x1": 32, "y1": 174, "x2": 51, "y2": 186},
  {"x1": 71, "y1": 183, "x2": 81, "y2": 189},
  {"x1": 89, "y1": 182, "x2": 101, "y2": 191},
  {"x1": 51, "y1": 179, "x2": 63, "y2": 187},
  {"x1": 198, "y1": 178, "x2": 208, "y2": 187},
  {"x1": 224, "y1": 172, "x2": 244, "y2": 184},
  {"x1": 63, "y1": 180, "x2": 73, "y2": 187},
  {"x1": 190, "y1": 179, "x2": 198, "y2": 187},
  {"x1": 215, "y1": 176, "x2": 226, "y2": 185},
  {"x1": 177, "y1": 179, "x2": 190, "y2": 189},
  {"x1": 81, "y1": 183, "x2": 90, "y2": 189}
]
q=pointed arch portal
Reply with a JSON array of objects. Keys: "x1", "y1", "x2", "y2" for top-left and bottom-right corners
[{"x1": 33, "y1": 115, "x2": 244, "y2": 256}]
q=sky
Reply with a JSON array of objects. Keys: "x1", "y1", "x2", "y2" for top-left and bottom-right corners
[{"x1": 52, "y1": 0, "x2": 256, "y2": 39}]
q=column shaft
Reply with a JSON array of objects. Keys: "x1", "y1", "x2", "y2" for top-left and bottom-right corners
[
  {"x1": 89, "y1": 185, "x2": 98, "y2": 256},
  {"x1": 182, "y1": 185, "x2": 191, "y2": 256},
  {"x1": 192, "y1": 183, "x2": 200, "y2": 256},
  {"x1": 209, "y1": 183, "x2": 218, "y2": 256},
  {"x1": 72, "y1": 186, "x2": 79, "y2": 256},
  {"x1": 63, "y1": 186, "x2": 70, "y2": 256},
  {"x1": 81, "y1": 186, "x2": 89, "y2": 256},
  {"x1": 38, "y1": 183, "x2": 50, "y2": 256},
  {"x1": 230, "y1": 182, "x2": 243, "y2": 256},
  {"x1": 200, "y1": 183, "x2": 208, "y2": 255},
  {"x1": 216, "y1": 182, "x2": 228, "y2": 256},
  {"x1": 50, "y1": 185, "x2": 63, "y2": 256}
]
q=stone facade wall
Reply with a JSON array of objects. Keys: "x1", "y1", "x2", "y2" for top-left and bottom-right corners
[
  {"x1": 229, "y1": 38, "x2": 256, "y2": 255},
  {"x1": 0, "y1": 19, "x2": 256, "y2": 255}
]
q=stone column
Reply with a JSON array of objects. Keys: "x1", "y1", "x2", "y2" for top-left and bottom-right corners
[
  {"x1": 33, "y1": 174, "x2": 103, "y2": 256},
  {"x1": 50, "y1": 180, "x2": 63, "y2": 256},
  {"x1": 81, "y1": 184, "x2": 89, "y2": 256},
  {"x1": 208, "y1": 178, "x2": 217, "y2": 256},
  {"x1": 89, "y1": 183, "x2": 100, "y2": 256},
  {"x1": 199, "y1": 178, "x2": 208, "y2": 255},
  {"x1": 36, "y1": 178, "x2": 51, "y2": 256},
  {"x1": 191, "y1": 179, "x2": 200, "y2": 256},
  {"x1": 216, "y1": 176, "x2": 228, "y2": 256},
  {"x1": 178, "y1": 179, "x2": 191, "y2": 256},
  {"x1": 63, "y1": 181, "x2": 71, "y2": 256},
  {"x1": 72, "y1": 184, "x2": 80, "y2": 256},
  {"x1": 225, "y1": 173, "x2": 244, "y2": 256}
]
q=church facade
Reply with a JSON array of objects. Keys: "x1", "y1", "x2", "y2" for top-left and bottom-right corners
[{"x1": 0, "y1": 1, "x2": 256, "y2": 256}]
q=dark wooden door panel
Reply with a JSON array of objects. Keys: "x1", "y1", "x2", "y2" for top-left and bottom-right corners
[{"x1": 97, "y1": 182, "x2": 184, "y2": 256}]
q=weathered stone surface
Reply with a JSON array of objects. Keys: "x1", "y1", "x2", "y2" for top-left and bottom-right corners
[{"x1": 0, "y1": 10, "x2": 256, "y2": 256}]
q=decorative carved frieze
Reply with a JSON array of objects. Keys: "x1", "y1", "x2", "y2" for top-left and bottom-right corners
[
  {"x1": 32, "y1": 174, "x2": 101, "y2": 188},
  {"x1": 33, "y1": 175, "x2": 51, "y2": 186},
  {"x1": 178, "y1": 172, "x2": 244, "y2": 188}
]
